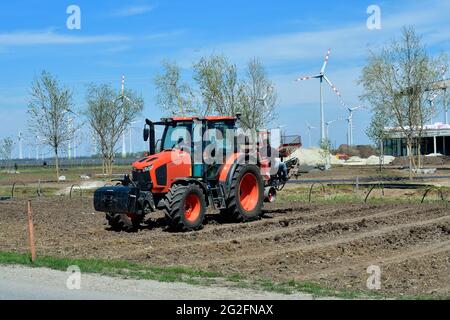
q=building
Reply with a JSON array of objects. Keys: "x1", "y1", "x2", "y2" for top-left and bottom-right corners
[{"x1": 383, "y1": 123, "x2": 450, "y2": 156}]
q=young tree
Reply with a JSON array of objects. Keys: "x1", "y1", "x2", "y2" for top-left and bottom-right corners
[
  {"x1": 85, "y1": 84, "x2": 144, "y2": 175},
  {"x1": 366, "y1": 110, "x2": 390, "y2": 171},
  {"x1": 154, "y1": 56, "x2": 278, "y2": 130},
  {"x1": 0, "y1": 137, "x2": 13, "y2": 171},
  {"x1": 28, "y1": 71, "x2": 76, "y2": 181},
  {"x1": 193, "y1": 54, "x2": 245, "y2": 117},
  {"x1": 360, "y1": 27, "x2": 438, "y2": 180},
  {"x1": 240, "y1": 58, "x2": 277, "y2": 130},
  {"x1": 154, "y1": 60, "x2": 198, "y2": 116}
]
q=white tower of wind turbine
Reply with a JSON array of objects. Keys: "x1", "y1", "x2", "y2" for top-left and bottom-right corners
[
  {"x1": 67, "y1": 117, "x2": 73, "y2": 160},
  {"x1": 345, "y1": 105, "x2": 363, "y2": 146},
  {"x1": 18, "y1": 131, "x2": 23, "y2": 160},
  {"x1": 120, "y1": 75, "x2": 127, "y2": 158},
  {"x1": 440, "y1": 65, "x2": 448, "y2": 124},
  {"x1": 115, "y1": 75, "x2": 140, "y2": 158},
  {"x1": 427, "y1": 91, "x2": 440, "y2": 125},
  {"x1": 296, "y1": 48, "x2": 342, "y2": 143},
  {"x1": 305, "y1": 121, "x2": 316, "y2": 148},
  {"x1": 325, "y1": 119, "x2": 343, "y2": 142}
]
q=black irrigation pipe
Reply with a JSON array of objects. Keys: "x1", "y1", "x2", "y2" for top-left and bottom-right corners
[
  {"x1": 364, "y1": 184, "x2": 385, "y2": 203},
  {"x1": 308, "y1": 182, "x2": 326, "y2": 203},
  {"x1": 326, "y1": 183, "x2": 435, "y2": 190},
  {"x1": 288, "y1": 175, "x2": 450, "y2": 185},
  {"x1": 69, "y1": 184, "x2": 83, "y2": 199},
  {"x1": 11, "y1": 182, "x2": 26, "y2": 198},
  {"x1": 421, "y1": 187, "x2": 446, "y2": 204}
]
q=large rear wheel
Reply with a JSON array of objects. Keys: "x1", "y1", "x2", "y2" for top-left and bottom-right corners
[
  {"x1": 220, "y1": 165, "x2": 264, "y2": 222},
  {"x1": 163, "y1": 183, "x2": 206, "y2": 231}
]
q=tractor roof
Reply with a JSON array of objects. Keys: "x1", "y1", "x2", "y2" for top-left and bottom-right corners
[{"x1": 163, "y1": 116, "x2": 237, "y2": 122}]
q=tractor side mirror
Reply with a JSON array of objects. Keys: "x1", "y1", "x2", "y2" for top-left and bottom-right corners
[{"x1": 143, "y1": 127, "x2": 150, "y2": 141}]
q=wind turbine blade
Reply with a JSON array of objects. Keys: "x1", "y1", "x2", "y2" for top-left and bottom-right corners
[
  {"x1": 295, "y1": 75, "x2": 320, "y2": 81},
  {"x1": 323, "y1": 75, "x2": 342, "y2": 98},
  {"x1": 320, "y1": 48, "x2": 331, "y2": 74}
]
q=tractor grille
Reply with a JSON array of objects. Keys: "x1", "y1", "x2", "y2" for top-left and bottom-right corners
[{"x1": 132, "y1": 169, "x2": 152, "y2": 191}]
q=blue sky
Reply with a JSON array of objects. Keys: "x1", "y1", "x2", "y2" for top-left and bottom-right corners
[{"x1": 0, "y1": 0, "x2": 449, "y2": 158}]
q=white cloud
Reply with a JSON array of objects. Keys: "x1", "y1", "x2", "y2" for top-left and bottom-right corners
[
  {"x1": 112, "y1": 5, "x2": 154, "y2": 17},
  {"x1": 0, "y1": 30, "x2": 128, "y2": 46}
]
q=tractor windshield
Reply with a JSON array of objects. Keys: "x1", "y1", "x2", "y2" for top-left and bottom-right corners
[{"x1": 161, "y1": 122, "x2": 192, "y2": 151}]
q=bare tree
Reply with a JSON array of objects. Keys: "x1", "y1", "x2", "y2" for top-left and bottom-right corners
[
  {"x1": 154, "y1": 60, "x2": 198, "y2": 116},
  {"x1": 85, "y1": 84, "x2": 144, "y2": 176},
  {"x1": 366, "y1": 110, "x2": 391, "y2": 171},
  {"x1": 28, "y1": 71, "x2": 76, "y2": 181},
  {"x1": 193, "y1": 54, "x2": 245, "y2": 117},
  {"x1": 360, "y1": 27, "x2": 438, "y2": 180},
  {"x1": 0, "y1": 137, "x2": 13, "y2": 171},
  {"x1": 154, "y1": 56, "x2": 277, "y2": 130},
  {"x1": 240, "y1": 58, "x2": 277, "y2": 130}
]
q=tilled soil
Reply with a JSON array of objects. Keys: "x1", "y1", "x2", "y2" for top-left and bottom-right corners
[{"x1": 0, "y1": 198, "x2": 448, "y2": 297}]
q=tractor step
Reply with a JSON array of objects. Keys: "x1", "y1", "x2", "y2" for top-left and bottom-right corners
[{"x1": 209, "y1": 184, "x2": 226, "y2": 210}]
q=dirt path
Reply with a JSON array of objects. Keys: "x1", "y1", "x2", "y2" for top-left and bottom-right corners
[
  {"x1": 0, "y1": 265, "x2": 315, "y2": 300},
  {"x1": 0, "y1": 198, "x2": 448, "y2": 297}
]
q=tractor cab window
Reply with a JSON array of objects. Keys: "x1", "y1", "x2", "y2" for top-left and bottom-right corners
[
  {"x1": 162, "y1": 122, "x2": 192, "y2": 152},
  {"x1": 205, "y1": 121, "x2": 235, "y2": 158}
]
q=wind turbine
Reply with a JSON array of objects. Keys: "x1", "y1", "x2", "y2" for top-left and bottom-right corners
[
  {"x1": 325, "y1": 119, "x2": 342, "y2": 141},
  {"x1": 257, "y1": 85, "x2": 275, "y2": 124},
  {"x1": 128, "y1": 121, "x2": 140, "y2": 155},
  {"x1": 119, "y1": 76, "x2": 127, "y2": 158},
  {"x1": 345, "y1": 106, "x2": 363, "y2": 146},
  {"x1": 115, "y1": 75, "x2": 141, "y2": 158},
  {"x1": 67, "y1": 117, "x2": 73, "y2": 160},
  {"x1": 441, "y1": 65, "x2": 448, "y2": 124},
  {"x1": 296, "y1": 48, "x2": 342, "y2": 143},
  {"x1": 427, "y1": 91, "x2": 440, "y2": 125},
  {"x1": 305, "y1": 121, "x2": 316, "y2": 148},
  {"x1": 18, "y1": 132, "x2": 23, "y2": 160}
]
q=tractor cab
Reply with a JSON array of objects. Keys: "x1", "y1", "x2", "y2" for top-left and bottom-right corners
[{"x1": 138, "y1": 116, "x2": 238, "y2": 185}]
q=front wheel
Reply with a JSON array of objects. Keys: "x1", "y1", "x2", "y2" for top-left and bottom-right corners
[{"x1": 163, "y1": 184, "x2": 206, "y2": 232}]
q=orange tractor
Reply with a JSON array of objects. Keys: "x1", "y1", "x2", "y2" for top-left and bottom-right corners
[{"x1": 94, "y1": 115, "x2": 297, "y2": 232}]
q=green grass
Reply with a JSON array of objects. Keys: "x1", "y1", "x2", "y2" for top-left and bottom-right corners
[{"x1": 1, "y1": 251, "x2": 448, "y2": 300}]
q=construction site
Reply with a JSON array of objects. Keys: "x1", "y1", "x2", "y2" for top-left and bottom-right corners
[{"x1": 0, "y1": 1, "x2": 449, "y2": 304}]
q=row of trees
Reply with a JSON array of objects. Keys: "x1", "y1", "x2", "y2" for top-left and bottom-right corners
[
  {"x1": 25, "y1": 55, "x2": 277, "y2": 180},
  {"x1": 154, "y1": 55, "x2": 277, "y2": 130},
  {"x1": 27, "y1": 72, "x2": 144, "y2": 180},
  {"x1": 361, "y1": 26, "x2": 448, "y2": 179}
]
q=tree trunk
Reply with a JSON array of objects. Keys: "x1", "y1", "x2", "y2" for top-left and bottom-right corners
[
  {"x1": 54, "y1": 149, "x2": 60, "y2": 183},
  {"x1": 407, "y1": 141, "x2": 413, "y2": 181},
  {"x1": 417, "y1": 138, "x2": 422, "y2": 169},
  {"x1": 109, "y1": 157, "x2": 114, "y2": 176}
]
